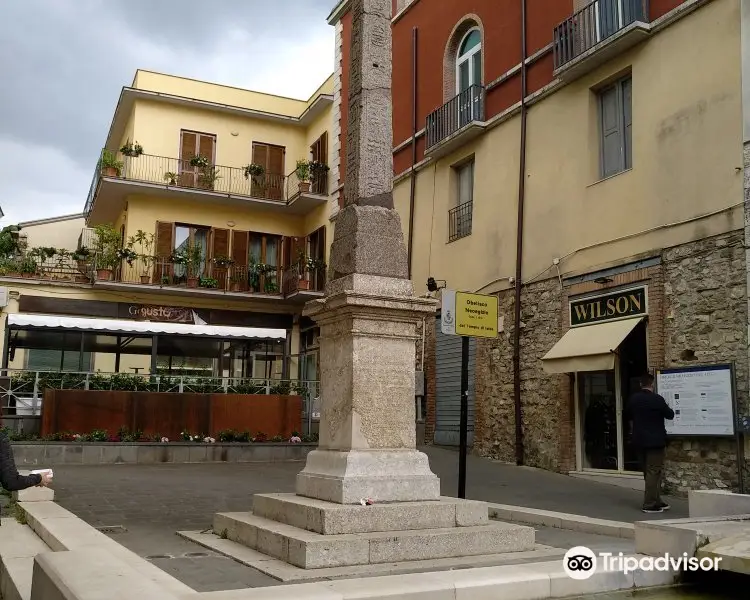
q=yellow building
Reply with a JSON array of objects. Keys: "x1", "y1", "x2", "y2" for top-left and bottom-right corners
[{"x1": 0, "y1": 70, "x2": 336, "y2": 422}]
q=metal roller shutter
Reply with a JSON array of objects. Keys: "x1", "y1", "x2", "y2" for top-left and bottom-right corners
[{"x1": 433, "y1": 315, "x2": 475, "y2": 446}]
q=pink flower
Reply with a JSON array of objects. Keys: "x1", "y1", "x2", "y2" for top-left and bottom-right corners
[{"x1": 290, "y1": 436, "x2": 302, "y2": 443}]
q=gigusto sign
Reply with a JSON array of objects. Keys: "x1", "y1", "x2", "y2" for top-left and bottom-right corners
[
  {"x1": 124, "y1": 304, "x2": 194, "y2": 324},
  {"x1": 569, "y1": 286, "x2": 647, "y2": 327}
]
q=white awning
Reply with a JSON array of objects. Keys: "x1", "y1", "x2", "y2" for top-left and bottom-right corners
[
  {"x1": 7, "y1": 313, "x2": 286, "y2": 341},
  {"x1": 541, "y1": 317, "x2": 644, "y2": 374}
]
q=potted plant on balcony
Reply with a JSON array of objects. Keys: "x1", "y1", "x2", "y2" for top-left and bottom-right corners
[
  {"x1": 229, "y1": 272, "x2": 243, "y2": 292},
  {"x1": 243, "y1": 163, "x2": 265, "y2": 183},
  {"x1": 119, "y1": 141, "x2": 143, "y2": 158},
  {"x1": 309, "y1": 161, "x2": 329, "y2": 192},
  {"x1": 184, "y1": 242, "x2": 203, "y2": 288},
  {"x1": 248, "y1": 257, "x2": 262, "y2": 293},
  {"x1": 163, "y1": 171, "x2": 178, "y2": 186},
  {"x1": 129, "y1": 230, "x2": 155, "y2": 284},
  {"x1": 190, "y1": 155, "x2": 210, "y2": 169},
  {"x1": 93, "y1": 223, "x2": 121, "y2": 281},
  {"x1": 197, "y1": 165, "x2": 221, "y2": 190},
  {"x1": 295, "y1": 160, "x2": 311, "y2": 193},
  {"x1": 19, "y1": 256, "x2": 37, "y2": 278},
  {"x1": 99, "y1": 150, "x2": 123, "y2": 178}
]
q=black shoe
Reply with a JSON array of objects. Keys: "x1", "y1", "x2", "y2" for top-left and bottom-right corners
[
  {"x1": 659, "y1": 502, "x2": 671, "y2": 511},
  {"x1": 642, "y1": 506, "x2": 664, "y2": 514}
]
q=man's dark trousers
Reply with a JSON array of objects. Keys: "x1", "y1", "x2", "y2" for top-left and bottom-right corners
[{"x1": 640, "y1": 447, "x2": 665, "y2": 509}]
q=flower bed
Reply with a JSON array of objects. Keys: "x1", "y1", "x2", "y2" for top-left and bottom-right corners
[
  {"x1": 3, "y1": 426, "x2": 316, "y2": 444},
  {"x1": 8, "y1": 426, "x2": 318, "y2": 466}
]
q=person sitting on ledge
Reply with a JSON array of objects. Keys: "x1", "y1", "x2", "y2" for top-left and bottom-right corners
[{"x1": 0, "y1": 430, "x2": 52, "y2": 493}]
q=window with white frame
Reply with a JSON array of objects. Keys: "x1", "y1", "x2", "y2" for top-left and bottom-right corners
[
  {"x1": 449, "y1": 160, "x2": 474, "y2": 242},
  {"x1": 598, "y1": 75, "x2": 632, "y2": 178}
]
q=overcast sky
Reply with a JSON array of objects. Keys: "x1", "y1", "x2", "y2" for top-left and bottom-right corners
[{"x1": 0, "y1": 0, "x2": 335, "y2": 225}]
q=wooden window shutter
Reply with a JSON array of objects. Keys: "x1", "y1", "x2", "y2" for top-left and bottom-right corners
[
  {"x1": 154, "y1": 221, "x2": 174, "y2": 282},
  {"x1": 198, "y1": 134, "x2": 215, "y2": 163},
  {"x1": 251, "y1": 143, "x2": 269, "y2": 198},
  {"x1": 268, "y1": 145, "x2": 285, "y2": 200},
  {"x1": 179, "y1": 131, "x2": 198, "y2": 187},
  {"x1": 622, "y1": 78, "x2": 633, "y2": 170},
  {"x1": 231, "y1": 230, "x2": 249, "y2": 266},
  {"x1": 600, "y1": 85, "x2": 623, "y2": 178},
  {"x1": 211, "y1": 228, "x2": 229, "y2": 258}
]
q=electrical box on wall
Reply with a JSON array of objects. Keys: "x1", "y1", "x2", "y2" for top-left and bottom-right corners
[
  {"x1": 415, "y1": 370, "x2": 425, "y2": 397},
  {"x1": 0, "y1": 287, "x2": 8, "y2": 308}
]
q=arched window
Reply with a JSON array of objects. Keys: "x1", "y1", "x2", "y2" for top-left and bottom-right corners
[{"x1": 456, "y1": 29, "x2": 481, "y2": 94}]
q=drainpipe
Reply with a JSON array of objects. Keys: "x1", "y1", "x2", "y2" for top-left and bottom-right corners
[
  {"x1": 512, "y1": 0, "x2": 528, "y2": 466},
  {"x1": 407, "y1": 27, "x2": 418, "y2": 278}
]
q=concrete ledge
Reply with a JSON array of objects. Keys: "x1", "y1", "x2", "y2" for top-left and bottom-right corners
[
  {"x1": 634, "y1": 514, "x2": 750, "y2": 557},
  {"x1": 487, "y1": 503, "x2": 635, "y2": 539},
  {"x1": 689, "y1": 489, "x2": 750, "y2": 518},
  {"x1": 11, "y1": 442, "x2": 315, "y2": 466},
  {"x1": 0, "y1": 518, "x2": 51, "y2": 600},
  {"x1": 19, "y1": 501, "x2": 193, "y2": 596},
  {"x1": 31, "y1": 549, "x2": 190, "y2": 600},
  {"x1": 177, "y1": 557, "x2": 677, "y2": 600}
]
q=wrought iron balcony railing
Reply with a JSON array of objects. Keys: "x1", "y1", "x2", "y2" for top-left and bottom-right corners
[
  {"x1": 448, "y1": 201, "x2": 473, "y2": 243},
  {"x1": 553, "y1": 0, "x2": 648, "y2": 70},
  {"x1": 425, "y1": 85, "x2": 485, "y2": 150},
  {"x1": 84, "y1": 151, "x2": 330, "y2": 216}
]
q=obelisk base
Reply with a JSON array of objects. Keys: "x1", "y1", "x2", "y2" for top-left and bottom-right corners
[{"x1": 296, "y1": 449, "x2": 440, "y2": 505}]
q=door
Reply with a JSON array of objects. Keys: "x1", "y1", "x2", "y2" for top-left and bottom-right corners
[
  {"x1": 179, "y1": 130, "x2": 215, "y2": 189},
  {"x1": 456, "y1": 29, "x2": 482, "y2": 128},
  {"x1": 578, "y1": 370, "x2": 618, "y2": 470},
  {"x1": 434, "y1": 315, "x2": 476, "y2": 446},
  {"x1": 598, "y1": 0, "x2": 623, "y2": 41},
  {"x1": 310, "y1": 132, "x2": 328, "y2": 195},
  {"x1": 251, "y1": 143, "x2": 285, "y2": 200}
]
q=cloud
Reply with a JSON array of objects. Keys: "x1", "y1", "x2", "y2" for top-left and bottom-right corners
[{"x1": 0, "y1": 0, "x2": 334, "y2": 223}]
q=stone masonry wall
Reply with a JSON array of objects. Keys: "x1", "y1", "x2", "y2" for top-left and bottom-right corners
[
  {"x1": 468, "y1": 230, "x2": 747, "y2": 492},
  {"x1": 662, "y1": 230, "x2": 748, "y2": 493}
]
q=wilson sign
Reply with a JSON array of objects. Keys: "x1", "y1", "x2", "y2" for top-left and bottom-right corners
[{"x1": 569, "y1": 286, "x2": 647, "y2": 327}]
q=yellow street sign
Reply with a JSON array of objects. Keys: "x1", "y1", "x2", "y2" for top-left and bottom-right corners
[{"x1": 454, "y1": 292, "x2": 499, "y2": 338}]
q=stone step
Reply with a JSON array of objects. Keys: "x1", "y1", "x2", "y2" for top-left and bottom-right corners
[
  {"x1": 252, "y1": 493, "x2": 487, "y2": 535},
  {"x1": 0, "y1": 518, "x2": 52, "y2": 600},
  {"x1": 214, "y1": 511, "x2": 535, "y2": 569}
]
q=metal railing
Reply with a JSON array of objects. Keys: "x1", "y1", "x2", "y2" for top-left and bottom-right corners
[
  {"x1": 0, "y1": 369, "x2": 320, "y2": 433},
  {"x1": 281, "y1": 265, "x2": 326, "y2": 296},
  {"x1": 425, "y1": 85, "x2": 485, "y2": 150},
  {"x1": 286, "y1": 168, "x2": 329, "y2": 200},
  {"x1": 553, "y1": 0, "x2": 648, "y2": 69},
  {"x1": 448, "y1": 200, "x2": 473, "y2": 242},
  {"x1": 84, "y1": 151, "x2": 332, "y2": 217}
]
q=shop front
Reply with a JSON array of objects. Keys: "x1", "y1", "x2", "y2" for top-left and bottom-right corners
[{"x1": 542, "y1": 285, "x2": 650, "y2": 476}]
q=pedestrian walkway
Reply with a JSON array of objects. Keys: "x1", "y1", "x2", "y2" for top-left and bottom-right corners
[{"x1": 45, "y1": 445, "x2": 687, "y2": 592}]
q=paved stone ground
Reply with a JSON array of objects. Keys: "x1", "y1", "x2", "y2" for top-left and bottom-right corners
[{"x1": 43, "y1": 446, "x2": 688, "y2": 592}]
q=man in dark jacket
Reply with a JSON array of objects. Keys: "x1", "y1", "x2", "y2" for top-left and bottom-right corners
[
  {"x1": 0, "y1": 431, "x2": 51, "y2": 493},
  {"x1": 626, "y1": 373, "x2": 675, "y2": 513}
]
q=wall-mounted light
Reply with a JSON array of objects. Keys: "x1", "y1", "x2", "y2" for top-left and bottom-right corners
[
  {"x1": 594, "y1": 277, "x2": 613, "y2": 284},
  {"x1": 427, "y1": 277, "x2": 446, "y2": 292},
  {"x1": 227, "y1": 221, "x2": 236, "y2": 228},
  {"x1": 231, "y1": 132, "x2": 239, "y2": 137}
]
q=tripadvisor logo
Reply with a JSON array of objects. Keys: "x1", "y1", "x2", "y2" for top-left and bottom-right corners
[{"x1": 563, "y1": 546, "x2": 722, "y2": 580}]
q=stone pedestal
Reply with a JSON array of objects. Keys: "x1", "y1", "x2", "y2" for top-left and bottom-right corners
[{"x1": 295, "y1": 271, "x2": 439, "y2": 504}]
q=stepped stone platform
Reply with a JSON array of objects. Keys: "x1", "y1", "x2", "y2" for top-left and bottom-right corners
[{"x1": 207, "y1": 494, "x2": 535, "y2": 572}]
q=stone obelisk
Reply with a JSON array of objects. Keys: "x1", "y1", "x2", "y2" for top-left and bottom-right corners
[{"x1": 297, "y1": 0, "x2": 439, "y2": 504}]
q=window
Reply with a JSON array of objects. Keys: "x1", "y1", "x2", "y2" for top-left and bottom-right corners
[
  {"x1": 27, "y1": 348, "x2": 92, "y2": 372},
  {"x1": 310, "y1": 132, "x2": 329, "y2": 195},
  {"x1": 449, "y1": 160, "x2": 474, "y2": 242},
  {"x1": 179, "y1": 130, "x2": 216, "y2": 189},
  {"x1": 249, "y1": 232, "x2": 282, "y2": 293},
  {"x1": 599, "y1": 76, "x2": 632, "y2": 178},
  {"x1": 174, "y1": 224, "x2": 209, "y2": 278},
  {"x1": 456, "y1": 29, "x2": 481, "y2": 93}
]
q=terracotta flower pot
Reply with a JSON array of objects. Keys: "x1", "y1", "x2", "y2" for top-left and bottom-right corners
[
  {"x1": 298, "y1": 181, "x2": 311, "y2": 193},
  {"x1": 101, "y1": 167, "x2": 119, "y2": 178},
  {"x1": 230, "y1": 282, "x2": 240, "y2": 292},
  {"x1": 96, "y1": 269, "x2": 112, "y2": 281},
  {"x1": 187, "y1": 277, "x2": 199, "y2": 288},
  {"x1": 140, "y1": 275, "x2": 150, "y2": 284},
  {"x1": 297, "y1": 279, "x2": 311, "y2": 291}
]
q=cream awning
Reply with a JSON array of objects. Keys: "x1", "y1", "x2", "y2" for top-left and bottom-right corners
[
  {"x1": 7, "y1": 313, "x2": 286, "y2": 341},
  {"x1": 541, "y1": 317, "x2": 644, "y2": 374}
]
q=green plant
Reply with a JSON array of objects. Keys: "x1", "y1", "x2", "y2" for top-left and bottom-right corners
[
  {"x1": 295, "y1": 159, "x2": 311, "y2": 182},
  {"x1": 120, "y1": 141, "x2": 143, "y2": 157},
  {"x1": 0, "y1": 225, "x2": 21, "y2": 258},
  {"x1": 212, "y1": 255, "x2": 234, "y2": 268},
  {"x1": 89, "y1": 429, "x2": 109, "y2": 442},
  {"x1": 197, "y1": 165, "x2": 221, "y2": 188},
  {"x1": 243, "y1": 163, "x2": 265, "y2": 180},
  {"x1": 116, "y1": 426, "x2": 143, "y2": 442},
  {"x1": 129, "y1": 230, "x2": 155, "y2": 276},
  {"x1": 190, "y1": 155, "x2": 210, "y2": 168},
  {"x1": 19, "y1": 256, "x2": 36, "y2": 275},
  {"x1": 72, "y1": 246, "x2": 90, "y2": 261},
  {"x1": 0, "y1": 258, "x2": 20, "y2": 276},
  {"x1": 116, "y1": 247, "x2": 137, "y2": 265},
  {"x1": 219, "y1": 528, "x2": 229, "y2": 540},
  {"x1": 164, "y1": 171, "x2": 178, "y2": 185},
  {"x1": 99, "y1": 150, "x2": 123, "y2": 175},
  {"x1": 93, "y1": 224, "x2": 122, "y2": 270},
  {"x1": 217, "y1": 429, "x2": 236, "y2": 443},
  {"x1": 199, "y1": 276, "x2": 218, "y2": 289},
  {"x1": 234, "y1": 430, "x2": 251, "y2": 443},
  {"x1": 309, "y1": 160, "x2": 329, "y2": 182},
  {"x1": 264, "y1": 279, "x2": 278, "y2": 293},
  {"x1": 12, "y1": 502, "x2": 27, "y2": 525},
  {"x1": 270, "y1": 435, "x2": 284, "y2": 443}
]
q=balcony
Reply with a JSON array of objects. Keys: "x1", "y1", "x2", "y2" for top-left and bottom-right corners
[
  {"x1": 424, "y1": 85, "x2": 486, "y2": 160},
  {"x1": 84, "y1": 153, "x2": 330, "y2": 223},
  {"x1": 553, "y1": 0, "x2": 650, "y2": 80},
  {"x1": 0, "y1": 234, "x2": 326, "y2": 305},
  {"x1": 448, "y1": 201, "x2": 473, "y2": 243}
]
